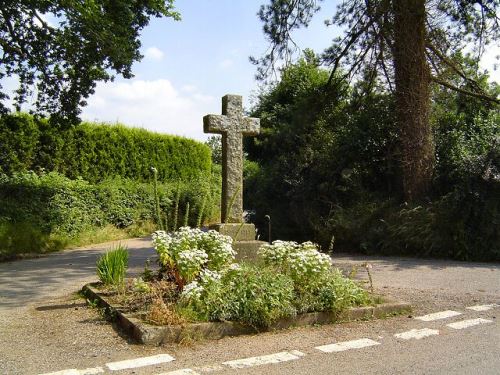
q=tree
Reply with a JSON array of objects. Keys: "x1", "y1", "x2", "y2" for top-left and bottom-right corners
[
  {"x1": 0, "y1": 1, "x2": 180, "y2": 126},
  {"x1": 254, "y1": 0, "x2": 499, "y2": 201}
]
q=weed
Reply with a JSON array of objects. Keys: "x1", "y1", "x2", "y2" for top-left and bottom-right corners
[
  {"x1": 172, "y1": 185, "x2": 181, "y2": 231},
  {"x1": 183, "y1": 202, "x2": 190, "y2": 227},
  {"x1": 96, "y1": 245, "x2": 129, "y2": 289}
]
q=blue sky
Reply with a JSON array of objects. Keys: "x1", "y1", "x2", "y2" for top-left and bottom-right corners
[
  {"x1": 3, "y1": 1, "x2": 499, "y2": 141},
  {"x1": 81, "y1": 0, "x2": 341, "y2": 140}
]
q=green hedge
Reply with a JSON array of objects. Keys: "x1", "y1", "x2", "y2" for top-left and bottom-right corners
[
  {"x1": 0, "y1": 171, "x2": 221, "y2": 258},
  {"x1": 0, "y1": 113, "x2": 211, "y2": 183}
]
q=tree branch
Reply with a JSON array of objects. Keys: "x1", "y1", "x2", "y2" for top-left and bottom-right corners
[{"x1": 431, "y1": 76, "x2": 500, "y2": 104}]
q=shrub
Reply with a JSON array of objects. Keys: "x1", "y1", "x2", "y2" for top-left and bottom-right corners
[
  {"x1": 96, "y1": 245, "x2": 129, "y2": 287},
  {"x1": 0, "y1": 113, "x2": 212, "y2": 184},
  {"x1": 177, "y1": 237, "x2": 371, "y2": 326},
  {"x1": 181, "y1": 265, "x2": 297, "y2": 328},
  {"x1": 152, "y1": 227, "x2": 235, "y2": 287},
  {"x1": 259, "y1": 240, "x2": 331, "y2": 284},
  {"x1": 293, "y1": 269, "x2": 371, "y2": 314},
  {"x1": 0, "y1": 171, "x2": 220, "y2": 257}
]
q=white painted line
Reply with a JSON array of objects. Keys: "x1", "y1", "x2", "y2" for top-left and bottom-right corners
[
  {"x1": 315, "y1": 338, "x2": 381, "y2": 353},
  {"x1": 447, "y1": 318, "x2": 493, "y2": 330},
  {"x1": 39, "y1": 368, "x2": 104, "y2": 375},
  {"x1": 157, "y1": 369, "x2": 200, "y2": 375},
  {"x1": 106, "y1": 354, "x2": 175, "y2": 371},
  {"x1": 414, "y1": 310, "x2": 462, "y2": 321},
  {"x1": 196, "y1": 365, "x2": 224, "y2": 372},
  {"x1": 394, "y1": 328, "x2": 439, "y2": 340},
  {"x1": 467, "y1": 304, "x2": 499, "y2": 312},
  {"x1": 222, "y1": 350, "x2": 305, "y2": 369}
]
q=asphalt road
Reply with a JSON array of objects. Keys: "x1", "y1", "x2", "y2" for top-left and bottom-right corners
[{"x1": 0, "y1": 238, "x2": 499, "y2": 375}]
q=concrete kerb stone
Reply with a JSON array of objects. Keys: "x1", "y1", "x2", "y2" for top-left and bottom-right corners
[{"x1": 82, "y1": 283, "x2": 412, "y2": 346}]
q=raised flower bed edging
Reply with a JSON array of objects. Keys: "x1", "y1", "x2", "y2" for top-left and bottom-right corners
[{"x1": 82, "y1": 283, "x2": 412, "y2": 346}]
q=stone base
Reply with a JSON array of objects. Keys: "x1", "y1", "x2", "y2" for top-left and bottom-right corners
[
  {"x1": 209, "y1": 223, "x2": 265, "y2": 264},
  {"x1": 209, "y1": 223, "x2": 256, "y2": 241},
  {"x1": 233, "y1": 240, "x2": 267, "y2": 263}
]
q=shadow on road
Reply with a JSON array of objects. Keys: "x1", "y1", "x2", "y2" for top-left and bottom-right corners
[{"x1": 0, "y1": 238, "x2": 156, "y2": 309}]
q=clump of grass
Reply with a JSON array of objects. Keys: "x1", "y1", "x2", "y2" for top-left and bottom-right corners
[{"x1": 96, "y1": 245, "x2": 129, "y2": 288}]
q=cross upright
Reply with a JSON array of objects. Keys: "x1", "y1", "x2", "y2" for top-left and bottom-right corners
[{"x1": 204, "y1": 94, "x2": 260, "y2": 223}]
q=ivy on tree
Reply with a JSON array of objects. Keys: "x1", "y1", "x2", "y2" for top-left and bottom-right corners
[
  {"x1": 253, "y1": 0, "x2": 499, "y2": 201},
  {"x1": 0, "y1": 0, "x2": 180, "y2": 126}
]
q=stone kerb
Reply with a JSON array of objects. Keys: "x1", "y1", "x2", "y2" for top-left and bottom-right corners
[{"x1": 82, "y1": 283, "x2": 412, "y2": 346}]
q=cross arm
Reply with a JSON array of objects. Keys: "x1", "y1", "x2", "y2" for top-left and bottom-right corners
[
  {"x1": 241, "y1": 117, "x2": 260, "y2": 136},
  {"x1": 203, "y1": 114, "x2": 227, "y2": 134}
]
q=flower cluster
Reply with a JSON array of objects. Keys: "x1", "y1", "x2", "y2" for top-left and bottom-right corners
[
  {"x1": 198, "y1": 230, "x2": 235, "y2": 270},
  {"x1": 152, "y1": 227, "x2": 235, "y2": 288},
  {"x1": 176, "y1": 249, "x2": 208, "y2": 282},
  {"x1": 258, "y1": 240, "x2": 331, "y2": 283}
]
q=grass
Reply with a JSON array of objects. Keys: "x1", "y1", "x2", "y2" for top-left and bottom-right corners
[
  {"x1": 96, "y1": 245, "x2": 129, "y2": 287},
  {"x1": 0, "y1": 221, "x2": 156, "y2": 262}
]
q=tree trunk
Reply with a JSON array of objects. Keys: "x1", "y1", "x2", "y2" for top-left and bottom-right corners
[{"x1": 393, "y1": 0, "x2": 434, "y2": 201}]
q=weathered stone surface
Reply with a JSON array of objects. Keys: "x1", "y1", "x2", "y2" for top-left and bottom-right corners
[
  {"x1": 233, "y1": 240, "x2": 267, "y2": 263},
  {"x1": 204, "y1": 94, "x2": 260, "y2": 223},
  {"x1": 209, "y1": 223, "x2": 257, "y2": 241}
]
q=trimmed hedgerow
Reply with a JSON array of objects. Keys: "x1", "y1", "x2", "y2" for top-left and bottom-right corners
[
  {"x1": 0, "y1": 113, "x2": 211, "y2": 184},
  {"x1": 0, "y1": 171, "x2": 220, "y2": 258}
]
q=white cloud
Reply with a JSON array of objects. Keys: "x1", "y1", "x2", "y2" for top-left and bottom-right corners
[
  {"x1": 81, "y1": 79, "x2": 216, "y2": 141},
  {"x1": 181, "y1": 84, "x2": 198, "y2": 93},
  {"x1": 144, "y1": 46, "x2": 165, "y2": 61}
]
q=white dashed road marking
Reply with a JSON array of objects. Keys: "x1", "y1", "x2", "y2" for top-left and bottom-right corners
[
  {"x1": 414, "y1": 310, "x2": 462, "y2": 321},
  {"x1": 315, "y1": 338, "x2": 381, "y2": 353},
  {"x1": 447, "y1": 318, "x2": 493, "y2": 330},
  {"x1": 394, "y1": 328, "x2": 440, "y2": 340},
  {"x1": 39, "y1": 368, "x2": 104, "y2": 375},
  {"x1": 106, "y1": 354, "x2": 175, "y2": 371},
  {"x1": 157, "y1": 369, "x2": 200, "y2": 375},
  {"x1": 466, "y1": 304, "x2": 499, "y2": 312},
  {"x1": 222, "y1": 350, "x2": 305, "y2": 369},
  {"x1": 196, "y1": 365, "x2": 224, "y2": 372}
]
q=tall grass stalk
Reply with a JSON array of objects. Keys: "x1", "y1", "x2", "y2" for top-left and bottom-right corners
[
  {"x1": 151, "y1": 167, "x2": 163, "y2": 231},
  {"x1": 196, "y1": 194, "x2": 207, "y2": 228},
  {"x1": 183, "y1": 202, "x2": 190, "y2": 227},
  {"x1": 172, "y1": 185, "x2": 181, "y2": 231}
]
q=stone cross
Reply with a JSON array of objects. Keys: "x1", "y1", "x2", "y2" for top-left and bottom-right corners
[{"x1": 204, "y1": 94, "x2": 260, "y2": 223}]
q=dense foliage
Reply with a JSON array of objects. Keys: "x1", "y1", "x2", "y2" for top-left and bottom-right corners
[
  {"x1": 245, "y1": 58, "x2": 500, "y2": 261},
  {"x1": 0, "y1": 113, "x2": 212, "y2": 183},
  {"x1": 0, "y1": 171, "x2": 220, "y2": 258},
  {"x1": 254, "y1": 0, "x2": 499, "y2": 201},
  {"x1": 151, "y1": 229, "x2": 370, "y2": 328},
  {"x1": 0, "y1": 0, "x2": 179, "y2": 124}
]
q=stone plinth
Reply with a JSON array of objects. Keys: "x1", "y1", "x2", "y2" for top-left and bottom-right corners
[
  {"x1": 233, "y1": 240, "x2": 267, "y2": 263},
  {"x1": 209, "y1": 223, "x2": 265, "y2": 263},
  {"x1": 209, "y1": 223, "x2": 257, "y2": 241}
]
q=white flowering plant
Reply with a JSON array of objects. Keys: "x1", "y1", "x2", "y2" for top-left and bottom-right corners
[
  {"x1": 152, "y1": 227, "x2": 235, "y2": 289},
  {"x1": 258, "y1": 240, "x2": 331, "y2": 284}
]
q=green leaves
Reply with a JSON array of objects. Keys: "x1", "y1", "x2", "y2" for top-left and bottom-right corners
[
  {"x1": 0, "y1": 0, "x2": 180, "y2": 124},
  {"x1": 96, "y1": 245, "x2": 129, "y2": 287},
  {"x1": 0, "y1": 114, "x2": 212, "y2": 184}
]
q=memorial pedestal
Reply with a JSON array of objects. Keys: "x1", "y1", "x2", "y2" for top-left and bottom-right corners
[{"x1": 209, "y1": 223, "x2": 266, "y2": 263}]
